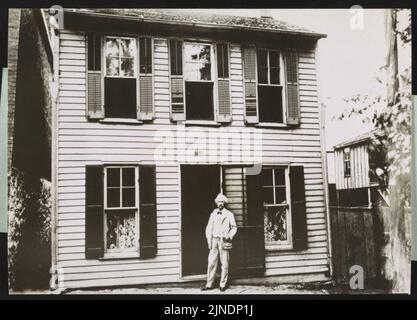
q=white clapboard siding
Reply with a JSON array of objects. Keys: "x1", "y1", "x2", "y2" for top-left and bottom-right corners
[
  {"x1": 334, "y1": 143, "x2": 370, "y2": 190},
  {"x1": 57, "y1": 30, "x2": 329, "y2": 288}
]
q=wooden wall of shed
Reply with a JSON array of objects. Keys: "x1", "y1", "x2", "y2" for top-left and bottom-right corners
[
  {"x1": 56, "y1": 30, "x2": 329, "y2": 288},
  {"x1": 334, "y1": 144, "x2": 370, "y2": 190}
]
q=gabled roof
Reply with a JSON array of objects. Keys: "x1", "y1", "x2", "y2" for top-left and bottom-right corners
[
  {"x1": 333, "y1": 129, "x2": 383, "y2": 150},
  {"x1": 65, "y1": 8, "x2": 327, "y2": 38}
]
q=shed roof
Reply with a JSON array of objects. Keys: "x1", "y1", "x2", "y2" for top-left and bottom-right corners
[
  {"x1": 333, "y1": 129, "x2": 383, "y2": 150},
  {"x1": 65, "y1": 8, "x2": 327, "y2": 38}
]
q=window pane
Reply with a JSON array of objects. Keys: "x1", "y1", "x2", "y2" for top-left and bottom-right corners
[
  {"x1": 120, "y1": 38, "x2": 135, "y2": 58},
  {"x1": 258, "y1": 66, "x2": 268, "y2": 84},
  {"x1": 264, "y1": 206, "x2": 287, "y2": 241},
  {"x1": 107, "y1": 168, "x2": 120, "y2": 187},
  {"x1": 262, "y1": 187, "x2": 274, "y2": 204},
  {"x1": 122, "y1": 187, "x2": 135, "y2": 207},
  {"x1": 274, "y1": 168, "x2": 285, "y2": 186},
  {"x1": 121, "y1": 58, "x2": 135, "y2": 77},
  {"x1": 105, "y1": 38, "x2": 119, "y2": 57},
  {"x1": 261, "y1": 168, "x2": 273, "y2": 186},
  {"x1": 270, "y1": 67, "x2": 280, "y2": 85},
  {"x1": 185, "y1": 81, "x2": 214, "y2": 120},
  {"x1": 107, "y1": 188, "x2": 120, "y2": 208},
  {"x1": 106, "y1": 212, "x2": 136, "y2": 249},
  {"x1": 184, "y1": 43, "x2": 211, "y2": 81},
  {"x1": 257, "y1": 49, "x2": 268, "y2": 67},
  {"x1": 258, "y1": 85, "x2": 283, "y2": 123},
  {"x1": 106, "y1": 57, "x2": 119, "y2": 76},
  {"x1": 275, "y1": 187, "x2": 287, "y2": 204},
  {"x1": 104, "y1": 78, "x2": 137, "y2": 119},
  {"x1": 122, "y1": 168, "x2": 135, "y2": 186},
  {"x1": 269, "y1": 52, "x2": 280, "y2": 67}
]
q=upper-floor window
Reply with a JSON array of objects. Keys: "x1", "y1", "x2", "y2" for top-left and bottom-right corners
[
  {"x1": 104, "y1": 36, "x2": 138, "y2": 119},
  {"x1": 184, "y1": 42, "x2": 215, "y2": 121},
  {"x1": 257, "y1": 49, "x2": 285, "y2": 124}
]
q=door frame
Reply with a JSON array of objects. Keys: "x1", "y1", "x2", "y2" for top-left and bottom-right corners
[{"x1": 179, "y1": 163, "x2": 222, "y2": 279}]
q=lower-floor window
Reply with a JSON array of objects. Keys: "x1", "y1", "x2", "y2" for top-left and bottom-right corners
[
  {"x1": 260, "y1": 167, "x2": 292, "y2": 249},
  {"x1": 106, "y1": 210, "x2": 137, "y2": 251},
  {"x1": 104, "y1": 166, "x2": 139, "y2": 254},
  {"x1": 221, "y1": 165, "x2": 294, "y2": 250}
]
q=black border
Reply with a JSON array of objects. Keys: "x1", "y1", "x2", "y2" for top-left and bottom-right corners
[{"x1": 0, "y1": 0, "x2": 416, "y2": 306}]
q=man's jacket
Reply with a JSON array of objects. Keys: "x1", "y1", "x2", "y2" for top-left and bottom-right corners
[{"x1": 205, "y1": 208, "x2": 237, "y2": 249}]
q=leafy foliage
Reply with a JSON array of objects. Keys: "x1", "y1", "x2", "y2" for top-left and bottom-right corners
[{"x1": 8, "y1": 169, "x2": 51, "y2": 291}]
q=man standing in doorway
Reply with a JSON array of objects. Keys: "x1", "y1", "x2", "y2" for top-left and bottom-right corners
[{"x1": 201, "y1": 193, "x2": 237, "y2": 292}]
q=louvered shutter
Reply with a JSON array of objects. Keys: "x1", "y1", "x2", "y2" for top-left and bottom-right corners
[
  {"x1": 139, "y1": 165, "x2": 157, "y2": 258},
  {"x1": 85, "y1": 165, "x2": 104, "y2": 259},
  {"x1": 243, "y1": 46, "x2": 258, "y2": 124},
  {"x1": 169, "y1": 39, "x2": 185, "y2": 121},
  {"x1": 217, "y1": 43, "x2": 231, "y2": 123},
  {"x1": 290, "y1": 165, "x2": 308, "y2": 250},
  {"x1": 139, "y1": 37, "x2": 154, "y2": 120},
  {"x1": 86, "y1": 34, "x2": 104, "y2": 119},
  {"x1": 285, "y1": 50, "x2": 300, "y2": 126}
]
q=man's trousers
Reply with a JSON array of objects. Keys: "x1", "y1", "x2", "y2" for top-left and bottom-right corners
[{"x1": 206, "y1": 237, "x2": 230, "y2": 288}]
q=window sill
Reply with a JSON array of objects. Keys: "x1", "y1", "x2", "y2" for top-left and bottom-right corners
[
  {"x1": 184, "y1": 120, "x2": 221, "y2": 127},
  {"x1": 99, "y1": 118, "x2": 143, "y2": 125},
  {"x1": 99, "y1": 252, "x2": 139, "y2": 260},
  {"x1": 255, "y1": 123, "x2": 289, "y2": 129},
  {"x1": 265, "y1": 243, "x2": 293, "y2": 251}
]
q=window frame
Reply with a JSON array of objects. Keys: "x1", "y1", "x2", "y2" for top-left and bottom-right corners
[
  {"x1": 103, "y1": 35, "x2": 138, "y2": 79},
  {"x1": 343, "y1": 148, "x2": 351, "y2": 177},
  {"x1": 183, "y1": 40, "x2": 218, "y2": 122},
  {"x1": 103, "y1": 165, "x2": 140, "y2": 256},
  {"x1": 101, "y1": 35, "x2": 139, "y2": 121},
  {"x1": 256, "y1": 48, "x2": 287, "y2": 125},
  {"x1": 261, "y1": 166, "x2": 293, "y2": 251}
]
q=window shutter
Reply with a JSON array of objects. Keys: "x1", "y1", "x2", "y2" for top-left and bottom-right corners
[
  {"x1": 85, "y1": 165, "x2": 104, "y2": 259},
  {"x1": 139, "y1": 37, "x2": 154, "y2": 120},
  {"x1": 139, "y1": 165, "x2": 157, "y2": 258},
  {"x1": 284, "y1": 50, "x2": 300, "y2": 126},
  {"x1": 169, "y1": 39, "x2": 185, "y2": 121},
  {"x1": 246, "y1": 170, "x2": 263, "y2": 226},
  {"x1": 217, "y1": 43, "x2": 231, "y2": 123},
  {"x1": 290, "y1": 165, "x2": 308, "y2": 250},
  {"x1": 242, "y1": 46, "x2": 258, "y2": 124},
  {"x1": 86, "y1": 34, "x2": 104, "y2": 120}
]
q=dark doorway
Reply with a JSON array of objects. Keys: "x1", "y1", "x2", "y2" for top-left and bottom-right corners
[{"x1": 181, "y1": 165, "x2": 220, "y2": 276}]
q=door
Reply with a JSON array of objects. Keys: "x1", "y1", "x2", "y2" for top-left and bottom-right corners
[{"x1": 181, "y1": 165, "x2": 220, "y2": 276}]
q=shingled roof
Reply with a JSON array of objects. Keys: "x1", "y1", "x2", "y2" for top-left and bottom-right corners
[{"x1": 66, "y1": 8, "x2": 326, "y2": 38}]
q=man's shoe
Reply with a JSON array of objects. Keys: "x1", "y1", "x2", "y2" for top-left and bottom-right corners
[
  {"x1": 220, "y1": 286, "x2": 226, "y2": 292},
  {"x1": 201, "y1": 284, "x2": 214, "y2": 291}
]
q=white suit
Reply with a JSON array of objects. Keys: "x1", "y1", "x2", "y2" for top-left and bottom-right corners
[{"x1": 204, "y1": 208, "x2": 237, "y2": 288}]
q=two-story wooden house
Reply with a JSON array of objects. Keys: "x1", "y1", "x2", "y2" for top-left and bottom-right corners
[{"x1": 51, "y1": 8, "x2": 330, "y2": 289}]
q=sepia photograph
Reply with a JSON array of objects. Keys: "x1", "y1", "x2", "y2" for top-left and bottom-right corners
[{"x1": 6, "y1": 7, "x2": 411, "y2": 295}]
